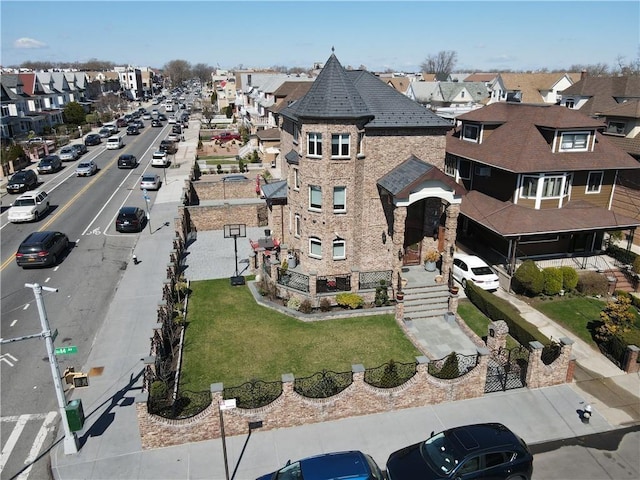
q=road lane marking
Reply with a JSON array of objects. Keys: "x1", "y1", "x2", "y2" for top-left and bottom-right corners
[
  {"x1": 10, "y1": 320, "x2": 17, "y2": 327},
  {"x1": 0, "y1": 415, "x2": 28, "y2": 472},
  {"x1": 0, "y1": 353, "x2": 18, "y2": 366},
  {"x1": 16, "y1": 411, "x2": 58, "y2": 480},
  {"x1": 22, "y1": 304, "x2": 29, "y2": 311}
]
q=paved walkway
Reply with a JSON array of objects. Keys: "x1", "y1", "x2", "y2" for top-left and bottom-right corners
[{"x1": 47, "y1": 119, "x2": 640, "y2": 479}]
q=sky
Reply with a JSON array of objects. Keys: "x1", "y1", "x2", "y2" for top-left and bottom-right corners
[{"x1": 1, "y1": 0, "x2": 638, "y2": 72}]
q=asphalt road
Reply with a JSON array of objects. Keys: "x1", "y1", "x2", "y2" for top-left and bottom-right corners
[{"x1": 0, "y1": 106, "x2": 172, "y2": 480}]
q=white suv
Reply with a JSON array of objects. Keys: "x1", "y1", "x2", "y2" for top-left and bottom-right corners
[
  {"x1": 7, "y1": 190, "x2": 50, "y2": 223},
  {"x1": 106, "y1": 135, "x2": 124, "y2": 150},
  {"x1": 151, "y1": 151, "x2": 169, "y2": 167}
]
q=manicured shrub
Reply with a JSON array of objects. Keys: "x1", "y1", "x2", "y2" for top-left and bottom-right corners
[
  {"x1": 299, "y1": 299, "x2": 313, "y2": 314},
  {"x1": 287, "y1": 297, "x2": 301, "y2": 311},
  {"x1": 336, "y1": 293, "x2": 364, "y2": 309},
  {"x1": 150, "y1": 381, "x2": 168, "y2": 400},
  {"x1": 374, "y1": 280, "x2": 390, "y2": 307},
  {"x1": 576, "y1": 271, "x2": 609, "y2": 296},
  {"x1": 319, "y1": 297, "x2": 332, "y2": 312},
  {"x1": 513, "y1": 260, "x2": 544, "y2": 296},
  {"x1": 542, "y1": 267, "x2": 563, "y2": 295},
  {"x1": 633, "y1": 255, "x2": 640, "y2": 274},
  {"x1": 559, "y1": 266, "x2": 579, "y2": 291}
]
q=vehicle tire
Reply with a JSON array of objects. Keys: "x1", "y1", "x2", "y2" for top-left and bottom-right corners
[
  {"x1": 505, "y1": 476, "x2": 527, "y2": 480},
  {"x1": 50, "y1": 254, "x2": 57, "y2": 266},
  {"x1": 34, "y1": 211, "x2": 39, "y2": 221},
  {"x1": 461, "y1": 279, "x2": 467, "y2": 289}
]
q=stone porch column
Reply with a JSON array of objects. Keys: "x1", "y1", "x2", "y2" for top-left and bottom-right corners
[
  {"x1": 441, "y1": 203, "x2": 460, "y2": 284},
  {"x1": 393, "y1": 206, "x2": 408, "y2": 289}
]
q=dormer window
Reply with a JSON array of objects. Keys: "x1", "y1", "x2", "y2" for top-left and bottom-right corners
[
  {"x1": 605, "y1": 121, "x2": 625, "y2": 135},
  {"x1": 462, "y1": 123, "x2": 480, "y2": 143},
  {"x1": 559, "y1": 132, "x2": 589, "y2": 151}
]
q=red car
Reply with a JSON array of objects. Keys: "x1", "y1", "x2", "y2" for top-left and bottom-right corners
[{"x1": 212, "y1": 131, "x2": 240, "y2": 142}]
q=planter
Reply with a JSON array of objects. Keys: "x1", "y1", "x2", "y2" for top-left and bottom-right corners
[
  {"x1": 449, "y1": 286, "x2": 459, "y2": 295},
  {"x1": 424, "y1": 261, "x2": 436, "y2": 272},
  {"x1": 396, "y1": 292, "x2": 404, "y2": 301}
]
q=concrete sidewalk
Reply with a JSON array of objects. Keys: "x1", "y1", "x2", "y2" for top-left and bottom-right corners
[{"x1": 49, "y1": 122, "x2": 640, "y2": 479}]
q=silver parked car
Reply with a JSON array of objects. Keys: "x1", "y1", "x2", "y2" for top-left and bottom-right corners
[
  {"x1": 75, "y1": 160, "x2": 98, "y2": 177},
  {"x1": 140, "y1": 173, "x2": 161, "y2": 190}
]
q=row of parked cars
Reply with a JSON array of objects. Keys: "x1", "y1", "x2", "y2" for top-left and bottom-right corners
[{"x1": 257, "y1": 423, "x2": 533, "y2": 480}]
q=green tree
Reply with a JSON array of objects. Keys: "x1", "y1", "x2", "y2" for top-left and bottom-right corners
[
  {"x1": 596, "y1": 296, "x2": 635, "y2": 341},
  {"x1": 1, "y1": 144, "x2": 27, "y2": 168},
  {"x1": 63, "y1": 102, "x2": 85, "y2": 126}
]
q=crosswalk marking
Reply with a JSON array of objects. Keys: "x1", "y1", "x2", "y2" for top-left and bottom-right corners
[
  {"x1": 0, "y1": 415, "x2": 29, "y2": 472},
  {"x1": 16, "y1": 411, "x2": 58, "y2": 480},
  {"x1": 0, "y1": 412, "x2": 58, "y2": 479}
]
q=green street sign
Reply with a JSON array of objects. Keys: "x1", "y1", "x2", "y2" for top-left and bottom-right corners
[{"x1": 55, "y1": 346, "x2": 78, "y2": 355}]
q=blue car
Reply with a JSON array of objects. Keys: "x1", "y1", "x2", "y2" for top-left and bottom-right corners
[{"x1": 257, "y1": 450, "x2": 384, "y2": 480}]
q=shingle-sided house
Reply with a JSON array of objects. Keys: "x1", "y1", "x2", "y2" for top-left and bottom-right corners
[
  {"x1": 488, "y1": 72, "x2": 582, "y2": 105},
  {"x1": 259, "y1": 53, "x2": 463, "y2": 302},
  {"x1": 446, "y1": 103, "x2": 640, "y2": 272}
]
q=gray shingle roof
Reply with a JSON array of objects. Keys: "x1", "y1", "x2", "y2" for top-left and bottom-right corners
[
  {"x1": 280, "y1": 53, "x2": 451, "y2": 129},
  {"x1": 261, "y1": 180, "x2": 288, "y2": 200},
  {"x1": 285, "y1": 149, "x2": 300, "y2": 165}
]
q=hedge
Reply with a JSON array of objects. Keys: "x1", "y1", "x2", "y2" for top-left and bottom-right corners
[
  {"x1": 606, "y1": 244, "x2": 638, "y2": 267},
  {"x1": 465, "y1": 281, "x2": 550, "y2": 346}
]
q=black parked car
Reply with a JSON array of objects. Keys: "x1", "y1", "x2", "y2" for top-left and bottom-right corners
[
  {"x1": 37, "y1": 155, "x2": 63, "y2": 174},
  {"x1": 70, "y1": 143, "x2": 88, "y2": 156},
  {"x1": 15, "y1": 231, "x2": 69, "y2": 268},
  {"x1": 115, "y1": 206, "x2": 146, "y2": 233},
  {"x1": 6, "y1": 170, "x2": 38, "y2": 193},
  {"x1": 84, "y1": 133, "x2": 101, "y2": 146},
  {"x1": 386, "y1": 423, "x2": 533, "y2": 480}
]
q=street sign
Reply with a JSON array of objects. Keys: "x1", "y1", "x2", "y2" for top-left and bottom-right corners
[
  {"x1": 55, "y1": 346, "x2": 78, "y2": 355},
  {"x1": 219, "y1": 398, "x2": 236, "y2": 410}
]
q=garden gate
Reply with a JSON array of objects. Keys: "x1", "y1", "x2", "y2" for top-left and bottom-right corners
[{"x1": 484, "y1": 346, "x2": 529, "y2": 393}]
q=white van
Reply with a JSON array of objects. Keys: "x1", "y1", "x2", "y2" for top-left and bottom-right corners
[
  {"x1": 106, "y1": 135, "x2": 124, "y2": 150},
  {"x1": 165, "y1": 103, "x2": 174, "y2": 112}
]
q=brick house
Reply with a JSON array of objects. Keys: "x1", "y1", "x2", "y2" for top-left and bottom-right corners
[
  {"x1": 446, "y1": 102, "x2": 640, "y2": 272},
  {"x1": 259, "y1": 53, "x2": 459, "y2": 301}
]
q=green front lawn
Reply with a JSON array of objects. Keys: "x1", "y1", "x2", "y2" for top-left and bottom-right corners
[
  {"x1": 180, "y1": 279, "x2": 421, "y2": 391},
  {"x1": 457, "y1": 299, "x2": 519, "y2": 349}
]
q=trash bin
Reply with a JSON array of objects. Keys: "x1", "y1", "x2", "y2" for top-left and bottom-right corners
[
  {"x1": 65, "y1": 399, "x2": 85, "y2": 432},
  {"x1": 288, "y1": 253, "x2": 297, "y2": 269}
]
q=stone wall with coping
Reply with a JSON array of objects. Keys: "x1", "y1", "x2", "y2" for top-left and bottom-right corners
[{"x1": 186, "y1": 203, "x2": 268, "y2": 231}]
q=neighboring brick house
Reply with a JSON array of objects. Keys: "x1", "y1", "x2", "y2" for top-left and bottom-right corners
[
  {"x1": 488, "y1": 72, "x2": 582, "y2": 105},
  {"x1": 446, "y1": 103, "x2": 640, "y2": 272},
  {"x1": 260, "y1": 53, "x2": 459, "y2": 300}
]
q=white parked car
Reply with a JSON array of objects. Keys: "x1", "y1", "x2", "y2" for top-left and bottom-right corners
[
  {"x1": 151, "y1": 151, "x2": 169, "y2": 167},
  {"x1": 7, "y1": 190, "x2": 50, "y2": 223},
  {"x1": 452, "y1": 253, "x2": 500, "y2": 291},
  {"x1": 140, "y1": 173, "x2": 161, "y2": 190}
]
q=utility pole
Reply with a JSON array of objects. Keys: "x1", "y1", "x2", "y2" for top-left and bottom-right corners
[{"x1": 26, "y1": 283, "x2": 79, "y2": 454}]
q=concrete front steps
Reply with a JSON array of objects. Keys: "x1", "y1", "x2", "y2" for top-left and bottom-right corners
[
  {"x1": 403, "y1": 283, "x2": 450, "y2": 321},
  {"x1": 602, "y1": 268, "x2": 639, "y2": 293}
]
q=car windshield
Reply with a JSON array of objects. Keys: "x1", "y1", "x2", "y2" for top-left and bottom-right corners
[
  {"x1": 142, "y1": 176, "x2": 156, "y2": 182},
  {"x1": 420, "y1": 432, "x2": 463, "y2": 475},
  {"x1": 471, "y1": 266, "x2": 494, "y2": 276},
  {"x1": 13, "y1": 198, "x2": 36, "y2": 207},
  {"x1": 11, "y1": 173, "x2": 28, "y2": 181},
  {"x1": 78, "y1": 163, "x2": 91, "y2": 168}
]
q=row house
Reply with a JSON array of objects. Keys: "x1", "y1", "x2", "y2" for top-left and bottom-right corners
[
  {"x1": 446, "y1": 102, "x2": 640, "y2": 271},
  {"x1": 488, "y1": 72, "x2": 582, "y2": 105},
  {"x1": 236, "y1": 72, "x2": 314, "y2": 133},
  {"x1": 115, "y1": 66, "x2": 144, "y2": 100}
]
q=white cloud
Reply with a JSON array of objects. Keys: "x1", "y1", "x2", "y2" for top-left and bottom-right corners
[{"x1": 14, "y1": 37, "x2": 47, "y2": 49}]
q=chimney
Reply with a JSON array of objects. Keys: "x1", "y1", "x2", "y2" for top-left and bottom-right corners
[{"x1": 581, "y1": 70, "x2": 588, "y2": 81}]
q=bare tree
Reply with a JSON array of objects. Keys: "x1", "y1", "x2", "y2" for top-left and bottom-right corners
[
  {"x1": 420, "y1": 51, "x2": 458, "y2": 80},
  {"x1": 614, "y1": 53, "x2": 640, "y2": 76},
  {"x1": 163, "y1": 59, "x2": 192, "y2": 87},
  {"x1": 569, "y1": 63, "x2": 610, "y2": 76},
  {"x1": 191, "y1": 63, "x2": 214, "y2": 85}
]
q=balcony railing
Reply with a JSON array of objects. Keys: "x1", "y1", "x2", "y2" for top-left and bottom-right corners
[
  {"x1": 277, "y1": 268, "x2": 309, "y2": 293},
  {"x1": 316, "y1": 274, "x2": 351, "y2": 293}
]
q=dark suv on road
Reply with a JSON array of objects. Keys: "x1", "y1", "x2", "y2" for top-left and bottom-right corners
[
  {"x1": 115, "y1": 206, "x2": 146, "y2": 233},
  {"x1": 117, "y1": 154, "x2": 138, "y2": 169},
  {"x1": 15, "y1": 231, "x2": 69, "y2": 268},
  {"x1": 6, "y1": 170, "x2": 38, "y2": 193},
  {"x1": 386, "y1": 423, "x2": 533, "y2": 480}
]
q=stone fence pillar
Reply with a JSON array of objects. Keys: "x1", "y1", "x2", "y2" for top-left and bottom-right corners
[{"x1": 624, "y1": 345, "x2": 639, "y2": 373}]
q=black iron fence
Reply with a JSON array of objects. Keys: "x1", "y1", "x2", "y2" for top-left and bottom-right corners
[
  {"x1": 316, "y1": 274, "x2": 351, "y2": 293},
  {"x1": 224, "y1": 379, "x2": 283, "y2": 409},
  {"x1": 277, "y1": 267, "x2": 309, "y2": 292},
  {"x1": 359, "y1": 270, "x2": 393, "y2": 290},
  {"x1": 148, "y1": 389, "x2": 211, "y2": 419},
  {"x1": 428, "y1": 352, "x2": 479, "y2": 379},
  {"x1": 364, "y1": 360, "x2": 417, "y2": 388},
  {"x1": 294, "y1": 370, "x2": 353, "y2": 398}
]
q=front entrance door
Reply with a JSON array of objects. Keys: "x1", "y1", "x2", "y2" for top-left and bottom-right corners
[{"x1": 403, "y1": 202, "x2": 425, "y2": 265}]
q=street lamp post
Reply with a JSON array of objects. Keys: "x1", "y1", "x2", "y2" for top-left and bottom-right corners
[{"x1": 26, "y1": 283, "x2": 79, "y2": 454}]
